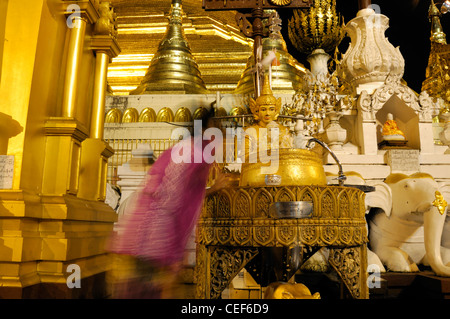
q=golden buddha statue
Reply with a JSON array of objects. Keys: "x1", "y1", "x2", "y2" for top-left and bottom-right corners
[
  {"x1": 244, "y1": 74, "x2": 293, "y2": 158},
  {"x1": 382, "y1": 113, "x2": 406, "y2": 141},
  {"x1": 239, "y1": 74, "x2": 327, "y2": 187}
]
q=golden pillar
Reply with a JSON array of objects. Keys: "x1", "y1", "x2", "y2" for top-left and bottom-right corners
[
  {"x1": 0, "y1": 0, "x2": 118, "y2": 298},
  {"x1": 40, "y1": 1, "x2": 100, "y2": 197},
  {"x1": 62, "y1": 16, "x2": 87, "y2": 118},
  {"x1": 91, "y1": 51, "x2": 109, "y2": 140},
  {"x1": 78, "y1": 30, "x2": 121, "y2": 201}
]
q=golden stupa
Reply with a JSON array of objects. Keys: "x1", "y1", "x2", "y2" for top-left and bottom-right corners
[{"x1": 130, "y1": 0, "x2": 208, "y2": 94}]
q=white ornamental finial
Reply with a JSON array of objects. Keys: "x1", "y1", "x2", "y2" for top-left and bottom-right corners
[{"x1": 337, "y1": 8, "x2": 405, "y2": 94}]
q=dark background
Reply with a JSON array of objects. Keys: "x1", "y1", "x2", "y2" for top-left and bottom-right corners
[{"x1": 279, "y1": 0, "x2": 450, "y2": 93}]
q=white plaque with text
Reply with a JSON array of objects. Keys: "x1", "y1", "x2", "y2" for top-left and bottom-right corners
[
  {"x1": 386, "y1": 149, "x2": 420, "y2": 172},
  {"x1": 0, "y1": 155, "x2": 14, "y2": 189}
]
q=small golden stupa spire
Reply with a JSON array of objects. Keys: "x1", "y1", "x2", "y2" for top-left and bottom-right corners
[
  {"x1": 429, "y1": 0, "x2": 447, "y2": 44},
  {"x1": 130, "y1": 0, "x2": 208, "y2": 95},
  {"x1": 260, "y1": 74, "x2": 273, "y2": 96}
]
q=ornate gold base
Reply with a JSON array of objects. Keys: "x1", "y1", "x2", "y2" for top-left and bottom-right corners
[
  {"x1": 196, "y1": 184, "x2": 369, "y2": 299},
  {"x1": 195, "y1": 245, "x2": 368, "y2": 299}
]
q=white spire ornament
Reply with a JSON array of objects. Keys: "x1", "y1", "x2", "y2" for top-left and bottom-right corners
[{"x1": 337, "y1": 6, "x2": 405, "y2": 95}]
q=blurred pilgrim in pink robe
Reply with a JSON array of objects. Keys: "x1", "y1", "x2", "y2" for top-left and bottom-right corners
[{"x1": 108, "y1": 113, "x2": 230, "y2": 298}]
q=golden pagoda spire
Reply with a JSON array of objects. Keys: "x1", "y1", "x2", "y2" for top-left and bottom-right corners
[
  {"x1": 429, "y1": 0, "x2": 447, "y2": 44},
  {"x1": 130, "y1": 0, "x2": 208, "y2": 94}
]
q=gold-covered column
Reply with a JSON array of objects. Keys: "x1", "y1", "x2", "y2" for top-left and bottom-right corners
[
  {"x1": 91, "y1": 51, "x2": 109, "y2": 140},
  {"x1": 62, "y1": 16, "x2": 86, "y2": 118},
  {"x1": 77, "y1": 52, "x2": 112, "y2": 201},
  {"x1": 78, "y1": 5, "x2": 120, "y2": 201},
  {"x1": 41, "y1": 1, "x2": 99, "y2": 196}
]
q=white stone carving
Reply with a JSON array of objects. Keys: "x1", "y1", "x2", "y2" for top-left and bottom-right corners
[
  {"x1": 358, "y1": 75, "x2": 435, "y2": 122},
  {"x1": 338, "y1": 8, "x2": 405, "y2": 94}
]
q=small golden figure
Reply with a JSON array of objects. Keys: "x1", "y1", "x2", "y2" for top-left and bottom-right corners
[
  {"x1": 382, "y1": 113, "x2": 406, "y2": 141},
  {"x1": 264, "y1": 282, "x2": 321, "y2": 299}
]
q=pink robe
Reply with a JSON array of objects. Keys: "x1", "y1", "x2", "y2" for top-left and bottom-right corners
[{"x1": 110, "y1": 137, "x2": 212, "y2": 267}]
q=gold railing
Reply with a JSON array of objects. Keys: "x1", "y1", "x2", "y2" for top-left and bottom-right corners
[{"x1": 105, "y1": 138, "x2": 177, "y2": 185}]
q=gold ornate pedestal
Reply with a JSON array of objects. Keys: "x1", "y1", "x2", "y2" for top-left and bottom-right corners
[{"x1": 195, "y1": 185, "x2": 369, "y2": 299}]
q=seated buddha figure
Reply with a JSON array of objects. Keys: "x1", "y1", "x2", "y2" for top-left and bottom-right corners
[
  {"x1": 244, "y1": 75, "x2": 293, "y2": 159},
  {"x1": 239, "y1": 76, "x2": 327, "y2": 187},
  {"x1": 381, "y1": 113, "x2": 406, "y2": 141}
]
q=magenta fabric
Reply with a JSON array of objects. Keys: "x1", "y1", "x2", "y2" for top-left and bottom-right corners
[{"x1": 109, "y1": 137, "x2": 212, "y2": 267}]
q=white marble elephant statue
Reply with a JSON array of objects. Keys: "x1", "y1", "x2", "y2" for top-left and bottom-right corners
[{"x1": 367, "y1": 172, "x2": 450, "y2": 277}]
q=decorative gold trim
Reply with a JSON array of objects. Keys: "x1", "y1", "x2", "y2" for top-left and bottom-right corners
[
  {"x1": 197, "y1": 219, "x2": 367, "y2": 247},
  {"x1": 44, "y1": 118, "x2": 89, "y2": 143},
  {"x1": 122, "y1": 108, "x2": 139, "y2": 123},
  {"x1": 156, "y1": 107, "x2": 175, "y2": 122},
  {"x1": 198, "y1": 185, "x2": 367, "y2": 248},
  {"x1": 269, "y1": 0, "x2": 293, "y2": 6},
  {"x1": 384, "y1": 172, "x2": 434, "y2": 184},
  {"x1": 193, "y1": 107, "x2": 209, "y2": 120},
  {"x1": 90, "y1": 35, "x2": 121, "y2": 60},
  {"x1": 62, "y1": 0, "x2": 100, "y2": 25},
  {"x1": 195, "y1": 246, "x2": 259, "y2": 299},
  {"x1": 328, "y1": 247, "x2": 369, "y2": 299},
  {"x1": 174, "y1": 107, "x2": 193, "y2": 122},
  {"x1": 105, "y1": 108, "x2": 122, "y2": 123},
  {"x1": 433, "y1": 190, "x2": 448, "y2": 215},
  {"x1": 139, "y1": 108, "x2": 156, "y2": 122}
]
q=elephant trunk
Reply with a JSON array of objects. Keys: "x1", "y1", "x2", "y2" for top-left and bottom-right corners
[{"x1": 424, "y1": 204, "x2": 450, "y2": 277}]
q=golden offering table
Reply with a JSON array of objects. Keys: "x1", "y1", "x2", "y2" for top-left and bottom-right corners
[{"x1": 195, "y1": 185, "x2": 369, "y2": 299}]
